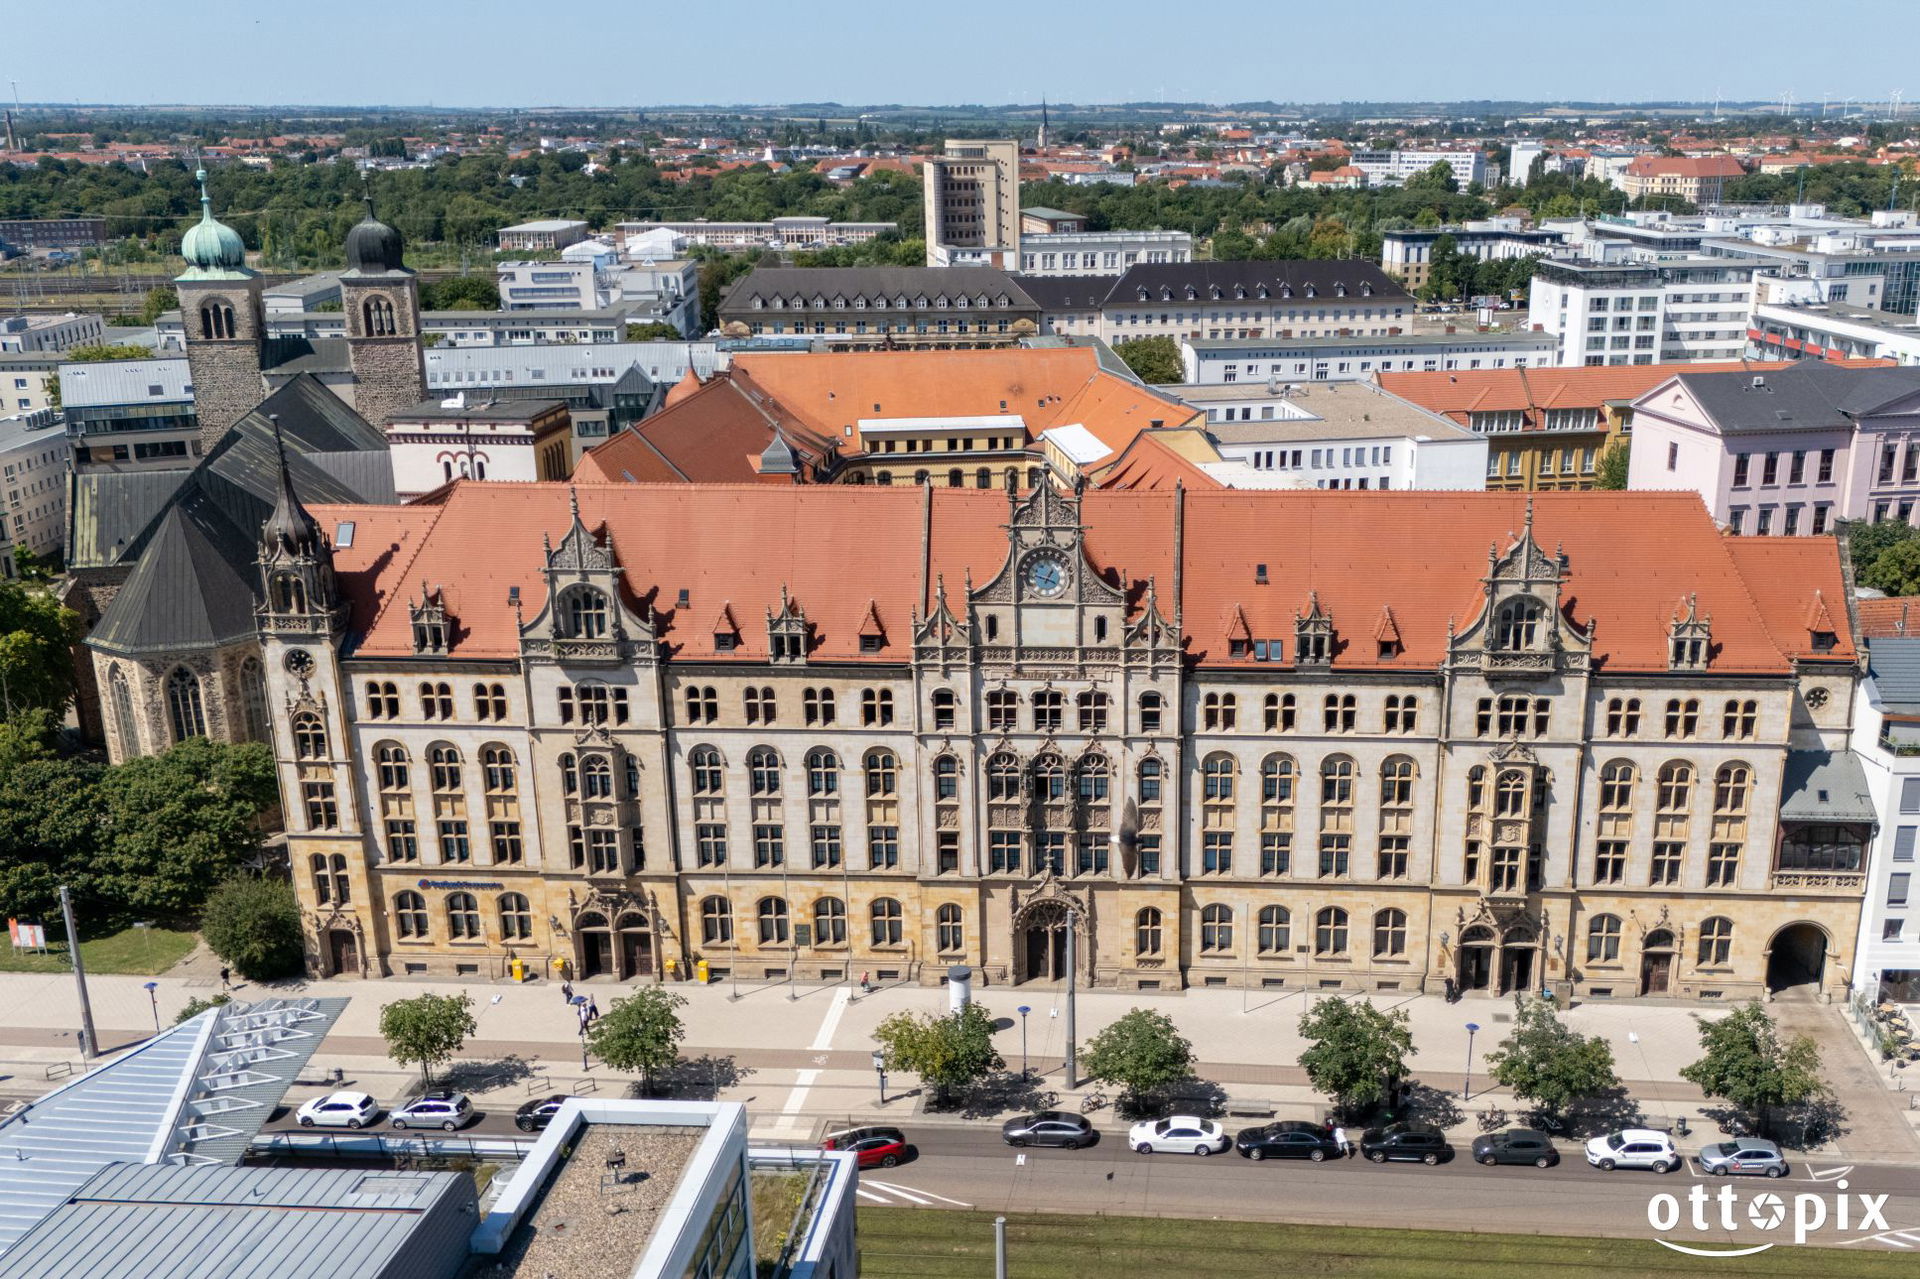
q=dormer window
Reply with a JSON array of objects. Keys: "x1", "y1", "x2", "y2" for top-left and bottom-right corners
[
  {"x1": 1811, "y1": 628, "x2": 1837, "y2": 653},
  {"x1": 769, "y1": 592, "x2": 808, "y2": 665},
  {"x1": 1493, "y1": 597, "x2": 1544, "y2": 651},
  {"x1": 1256, "y1": 285, "x2": 1269, "y2": 299},
  {"x1": 715, "y1": 632, "x2": 738, "y2": 652},
  {"x1": 1295, "y1": 594, "x2": 1334, "y2": 667},
  {"x1": 1669, "y1": 594, "x2": 1712, "y2": 671},
  {"x1": 771, "y1": 632, "x2": 803, "y2": 660},
  {"x1": 1304, "y1": 284, "x2": 1317, "y2": 298},
  {"x1": 752, "y1": 298, "x2": 766, "y2": 310},
  {"x1": 1335, "y1": 283, "x2": 1348, "y2": 297},
  {"x1": 563, "y1": 586, "x2": 610, "y2": 639},
  {"x1": 410, "y1": 587, "x2": 448, "y2": 655}
]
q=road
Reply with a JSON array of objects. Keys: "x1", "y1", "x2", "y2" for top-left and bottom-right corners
[{"x1": 257, "y1": 1109, "x2": 1920, "y2": 1249}]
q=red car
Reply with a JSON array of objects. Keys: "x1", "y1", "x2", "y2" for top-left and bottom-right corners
[{"x1": 820, "y1": 1125, "x2": 908, "y2": 1168}]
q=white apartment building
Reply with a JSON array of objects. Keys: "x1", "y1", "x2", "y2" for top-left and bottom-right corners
[
  {"x1": 1349, "y1": 148, "x2": 1489, "y2": 189},
  {"x1": 1528, "y1": 252, "x2": 1763, "y2": 366},
  {"x1": 497, "y1": 259, "x2": 609, "y2": 311},
  {"x1": 614, "y1": 218, "x2": 898, "y2": 253},
  {"x1": 1850, "y1": 637, "x2": 1920, "y2": 1003},
  {"x1": 1748, "y1": 299, "x2": 1920, "y2": 367},
  {"x1": 497, "y1": 218, "x2": 590, "y2": 251},
  {"x1": 0, "y1": 353, "x2": 58, "y2": 414},
  {"x1": 1180, "y1": 327, "x2": 1560, "y2": 384},
  {"x1": 0, "y1": 413, "x2": 69, "y2": 571},
  {"x1": 1017, "y1": 230, "x2": 1193, "y2": 276},
  {"x1": 1380, "y1": 218, "x2": 1571, "y2": 291},
  {"x1": 0, "y1": 312, "x2": 105, "y2": 353}
]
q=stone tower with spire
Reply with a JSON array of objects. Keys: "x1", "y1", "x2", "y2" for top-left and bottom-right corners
[
  {"x1": 175, "y1": 166, "x2": 265, "y2": 449},
  {"x1": 339, "y1": 190, "x2": 426, "y2": 429}
]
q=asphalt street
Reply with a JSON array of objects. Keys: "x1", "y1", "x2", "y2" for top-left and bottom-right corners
[{"x1": 257, "y1": 1109, "x2": 1920, "y2": 1249}]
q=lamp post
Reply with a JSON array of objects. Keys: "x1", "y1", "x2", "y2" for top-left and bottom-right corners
[
  {"x1": 872, "y1": 1049, "x2": 888, "y2": 1106},
  {"x1": 1463, "y1": 1021, "x2": 1481, "y2": 1100},
  {"x1": 143, "y1": 981, "x2": 159, "y2": 1032},
  {"x1": 1063, "y1": 907, "x2": 1078, "y2": 1090},
  {"x1": 572, "y1": 994, "x2": 590, "y2": 1071},
  {"x1": 1017, "y1": 1005, "x2": 1031, "y2": 1079}
]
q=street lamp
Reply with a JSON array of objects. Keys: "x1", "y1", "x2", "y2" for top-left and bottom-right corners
[
  {"x1": 1016, "y1": 1005, "x2": 1031, "y2": 1079},
  {"x1": 143, "y1": 980, "x2": 159, "y2": 1032},
  {"x1": 572, "y1": 994, "x2": 590, "y2": 1071},
  {"x1": 1463, "y1": 1022, "x2": 1481, "y2": 1100},
  {"x1": 871, "y1": 1049, "x2": 888, "y2": 1106}
]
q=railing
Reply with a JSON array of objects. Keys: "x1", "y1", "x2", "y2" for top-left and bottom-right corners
[
  {"x1": 1878, "y1": 733, "x2": 1920, "y2": 758},
  {"x1": 1768, "y1": 869, "x2": 1866, "y2": 892}
]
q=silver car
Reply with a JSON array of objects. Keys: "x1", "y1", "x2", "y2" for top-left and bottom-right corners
[{"x1": 1697, "y1": 1138, "x2": 1787, "y2": 1178}]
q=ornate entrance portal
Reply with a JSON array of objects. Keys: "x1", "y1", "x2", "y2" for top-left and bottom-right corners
[{"x1": 1011, "y1": 875, "x2": 1090, "y2": 985}]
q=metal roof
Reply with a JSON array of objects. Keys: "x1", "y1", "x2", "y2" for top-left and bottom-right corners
[
  {"x1": 0, "y1": 996, "x2": 346, "y2": 1260},
  {"x1": 0, "y1": 1163, "x2": 463, "y2": 1279},
  {"x1": 1867, "y1": 636, "x2": 1920, "y2": 712},
  {"x1": 423, "y1": 340, "x2": 722, "y2": 386},
  {"x1": 56, "y1": 358, "x2": 192, "y2": 408},
  {"x1": 1779, "y1": 749, "x2": 1877, "y2": 824},
  {"x1": 67, "y1": 471, "x2": 191, "y2": 570}
]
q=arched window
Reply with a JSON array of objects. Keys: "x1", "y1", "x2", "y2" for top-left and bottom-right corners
[
  {"x1": 1494, "y1": 769, "x2": 1527, "y2": 817},
  {"x1": 690, "y1": 746, "x2": 724, "y2": 795},
  {"x1": 1713, "y1": 763, "x2": 1751, "y2": 814},
  {"x1": 1135, "y1": 907, "x2": 1163, "y2": 955},
  {"x1": 109, "y1": 667, "x2": 138, "y2": 760},
  {"x1": 1077, "y1": 690, "x2": 1109, "y2": 732},
  {"x1": 559, "y1": 752, "x2": 578, "y2": 796},
  {"x1": 366, "y1": 680, "x2": 400, "y2": 720},
  {"x1": 1372, "y1": 908, "x2": 1407, "y2": 956},
  {"x1": 394, "y1": 891, "x2": 428, "y2": 938},
  {"x1": 1260, "y1": 754, "x2": 1296, "y2": 802},
  {"x1": 1076, "y1": 754, "x2": 1109, "y2": 800},
  {"x1": 936, "y1": 903, "x2": 964, "y2": 952},
  {"x1": 1139, "y1": 691, "x2": 1164, "y2": 733},
  {"x1": 744, "y1": 686, "x2": 776, "y2": 724},
  {"x1": 1314, "y1": 906, "x2": 1349, "y2": 955},
  {"x1": 988, "y1": 752, "x2": 1021, "y2": 800},
  {"x1": 483, "y1": 745, "x2": 516, "y2": 793},
  {"x1": 929, "y1": 688, "x2": 956, "y2": 728},
  {"x1": 1203, "y1": 754, "x2": 1235, "y2": 800},
  {"x1": 499, "y1": 892, "x2": 532, "y2": 940},
  {"x1": 446, "y1": 891, "x2": 481, "y2": 939},
  {"x1": 870, "y1": 897, "x2": 904, "y2": 945},
  {"x1": 864, "y1": 749, "x2": 898, "y2": 796},
  {"x1": 749, "y1": 747, "x2": 781, "y2": 796},
  {"x1": 700, "y1": 896, "x2": 733, "y2": 944},
  {"x1": 376, "y1": 742, "x2": 410, "y2": 791},
  {"x1": 757, "y1": 897, "x2": 789, "y2": 944},
  {"x1": 166, "y1": 667, "x2": 206, "y2": 742},
  {"x1": 1697, "y1": 916, "x2": 1734, "y2": 966},
  {"x1": 1202, "y1": 692, "x2": 1238, "y2": 731},
  {"x1": 1257, "y1": 905, "x2": 1291, "y2": 954},
  {"x1": 1200, "y1": 903, "x2": 1233, "y2": 952},
  {"x1": 1379, "y1": 757, "x2": 1415, "y2": 806},
  {"x1": 1494, "y1": 596, "x2": 1543, "y2": 650},
  {"x1": 238, "y1": 658, "x2": 270, "y2": 742},
  {"x1": 1599, "y1": 760, "x2": 1636, "y2": 810},
  {"x1": 1587, "y1": 913, "x2": 1622, "y2": 961},
  {"x1": 271, "y1": 573, "x2": 307, "y2": 615},
  {"x1": 291, "y1": 711, "x2": 328, "y2": 760},
  {"x1": 1657, "y1": 761, "x2": 1694, "y2": 811},
  {"x1": 1139, "y1": 757, "x2": 1163, "y2": 803},
  {"x1": 563, "y1": 587, "x2": 610, "y2": 639},
  {"x1": 1031, "y1": 753, "x2": 1065, "y2": 800},
  {"x1": 581, "y1": 754, "x2": 613, "y2": 798},
  {"x1": 813, "y1": 897, "x2": 846, "y2": 944},
  {"x1": 934, "y1": 754, "x2": 960, "y2": 800},
  {"x1": 807, "y1": 748, "x2": 840, "y2": 796},
  {"x1": 429, "y1": 744, "x2": 462, "y2": 792},
  {"x1": 1320, "y1": 756, "x2": 1354, "y2": 805},
  {"x1": 363, "y1": 295, "x2": 396, "y2": 337}
]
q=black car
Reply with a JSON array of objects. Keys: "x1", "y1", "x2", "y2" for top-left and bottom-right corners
[
  {"x1": 1360, "y1": 1121, "x2": 1452, "y2": 1165},
  {"x1": 1001, "y1": 1111, "x2": 1097, "y2": 1148},
  {"x1": 1235, "y1": 1120, "x2": 1343, "y2": 1163},
  {"x1": 515, "y1": 1095, "x2": 570, "y2": 1133},
  {"x1": 1470, "y1": 1128, "x2": 1559, "y2": 1168}
]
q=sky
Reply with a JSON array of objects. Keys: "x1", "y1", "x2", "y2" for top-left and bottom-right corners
[{"x1": 8, "y1": 0, "x2": 1915, "y2": 111}]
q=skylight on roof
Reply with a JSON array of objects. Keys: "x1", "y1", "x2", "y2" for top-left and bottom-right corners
[{"x1": 335, "y1": 521, "x2": 356, "y2": 549}]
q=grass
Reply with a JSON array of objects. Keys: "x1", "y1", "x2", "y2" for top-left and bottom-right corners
[
  {"x1": 856, "y1": 1209, "x2": 1917, "y2": 1278},
  {"x1": 751, "y1": 1170, "x2": 812, "y2": 1277},
  {"x1": 0, "y1": 926, "x2": 197, "y2": 975}
]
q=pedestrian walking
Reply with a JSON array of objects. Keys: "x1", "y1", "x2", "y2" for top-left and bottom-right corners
[
  {"x1": 1334, "y1": 1125, "x2": 1352, "y2": 1158},
  {"x1": 561, "y1": 981, "x2": 574, "y2": 1004},
  {"x1": 219, "y1": 967, "x2": 231, "y2": 992},
  {"x1": 586, "y1": 997, "x2": 600, "y2": 1023},
  {"x1": 860, "y1": 971, "x2": 872, "y2": 995}
]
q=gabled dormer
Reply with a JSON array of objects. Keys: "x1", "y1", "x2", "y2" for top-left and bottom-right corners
[
  {"x1": 1805, "y1": 590, "x2": 1840, "y2": 654},
  {"x1": 1124, "y1": 575, "x2": 1181, "y2": 655},
  {"x1": 1295, "y1": 592, "x2": 1334, "y2": 667},
  {"x1": 914, "y1": 575, "x2": 975, "y2": 667},
  {"x1": 768, "y1": 588, "x2": 808, "y2": 664},
  {"x1": 857, "y1": 600, "x2": 887, "y2": 655},
  {"x1": 1226, "y1": 606, "x2": 1255, "y2": 660},
  {"x1": 518, "y1": 489, "x2": 656, "y2": 666},
  {"x1": 410, "y1": 584, "x2": 449, "y2": 655},
  {"x1": 1375, "y1": 605, "x2": 1403, "y2": 660},
  {"x1": 1449, "y1": 498, "x2": 1593, "y2": 677},
  {"x1": 1669, "y1": 594, "x2": 1712, "y2": 670},
  {"x1": 711, "y1": 603, "x2": 742, "y2": 653}
]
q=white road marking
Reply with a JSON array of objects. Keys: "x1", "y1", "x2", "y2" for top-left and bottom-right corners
[
  {"x1": 865, "y1": 1180, "x2": 973, "y2": 1208},
  {"x1": 775, "y1": 1068, "x2": 820, "y2": 1130},
  {"x1": 855, "y1": 1187, "x2": 888, "y2": 1203},
  {"x1": 1809, "y1": 1164, "x2": 1855, "y2": 1182},
  {"x1": 809, "y1": 986, "x2": 851, "y2": 1052},
  {"x1": 1016, "y1": 1152, "x2": 1027, "y2": 1166}
]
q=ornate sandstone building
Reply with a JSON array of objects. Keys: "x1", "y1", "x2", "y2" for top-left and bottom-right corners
[{"x1": 260, "y1": 475, "x2": 1871, "y2": 1001}]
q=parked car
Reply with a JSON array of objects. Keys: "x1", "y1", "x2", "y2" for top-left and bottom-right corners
[
  {"x1": 1697, "y1": 1138, "x2": 1788, "y2": 1178},
  {"x1": 820, "y1": 1125, "x2": 908, "y2": 1169},
  {"x1": 1470, "y1": 1129, "x2": 1559, "y2": 1168},
  {"x1": 295, "y1": 1090, "x2": 380, "y2": 1129},
  {"x1": 1001, "y1": 1111, "x2": 1096, "y2": 1149},
  {"x1": 1235, "y1": 1120, "x2": 1343, "y2": 1162},
  {"x1": 389, "y1": 1091, "x2": 473, "y2": 1131},
  {"x1": 1128, "y1": 1115, "x2": 1230, "y2": 1156},
  {"x1": 514, "y1": 1095, "x2": 571, "y2": 1133},
  {"x1": 1585, "y1": 1129, "x2": 1679, "y2": 1173},
  {"x1": 1360, "y1": 1121, "x2": 1452, "y2": 1165}
]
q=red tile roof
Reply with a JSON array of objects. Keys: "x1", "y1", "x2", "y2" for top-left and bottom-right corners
[
  {"x1": 321, "y1": 485, "x2": 1829, "y2": 675},
  {"x1": 1856, "y1": 596, "x2": 1920, "y2": 638},
  {"x1": 1625, "y1": 154, "x2": 1746, "y2": 178}
]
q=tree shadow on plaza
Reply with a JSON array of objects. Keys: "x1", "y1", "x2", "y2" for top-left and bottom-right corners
[
  {"x1": 1394, "y1": 1081, "x2": 1463, "y2": 1130},
  {"x1": 633, "y1": 1054, "x2": 754, "y2": 1101},
  {"x1": 944, "y1": 1070, "x2": 1062, "y2": 1119},
  {"x1": 437, "y1": 1053, "x2": 539, "y2": 1096},
  {"x1": 1113, "y1": 1079, "x2": 1229, "y2": 1123}
]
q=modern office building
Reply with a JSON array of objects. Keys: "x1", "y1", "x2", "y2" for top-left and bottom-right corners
[
  {"x1": 1528, "y1": 254, "x2": 1766, "y2": 365},
  {"x1": 1181, "y1": 327, "x2": 1559, "y2": 385},
  {"x1": 1747, "y1": 300, "x2": 1920, "y2": 367},
  {"x1": 1850, "y1": 637, "x2": 1920, "y2": 1005},
  {"x1": 57, "y1": 355, "x2": 200, "y2": 472},
  {"x1": 924, "y1": 139, "x2": 1022, "y2": 269},
  {"x1": 498, "y1": 218, "x2": 591, "y2": 251},
  {"x1": 1015, "y1": 229, "x2": 1193, "y2": 276},
  {"x1": 615, "y1": 217, "x2": 899, "y2": 253},
  {"x1": 1348, "y1": 149, "x2": 1489, "y2": 189},
  {"x1": 0, "y1": 311, "x2": 105, "y2": 353},
  {"x1": 0, "y1": 414, "x2": 68, "y2": 567}
]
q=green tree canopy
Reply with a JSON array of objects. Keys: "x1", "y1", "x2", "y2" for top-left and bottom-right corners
[
  {"x1": 200, "y1": 875, "x2": 304, "y2": 980},
  {"x1": 872, "y1": 1003, "x2": 1003, "y2": 1105},
  {"x1": 379, "y1": 992, "x2": 478, "y2": 1090},
  {"x1": 624, "y1": 322, "x2": 685, "y2": 341},
  {"x1": 1114, "y1": 335, "x2": 1184, "y2": 384},
  {"x1": 1483, "y1": 995, "x2": 1621, "y2": 1118},
  {"x1": 1594, "y1": 439, "x2": 1631, "y2": 490},
  {"x1": 1862, "y1": 538, "x2": 1920, "y2": 597},
  {"x1": 94, "y1": 738, "x2": 277, "y2": 917},
  {"x1": 1678, "y1": 1000, "x2": 1828, "y2": 1135},
  {"x1": 63, "y1": 343, "x2": 156, "y2": 363},
  {"x1": 1841, "y1": 518, "x2": 1920, "y2": 580},
  {"x1": 1297, "y1": 997, "x2": 1416, "y2": 1116},
  {"x1": 1079, "y1": 1008, "x2": 1196, "y2": 1101},
  {"x1": 587, "y1": 987, "x2": 689, "y2": 1091},
  {"x1": 137, "y1": 285, "x2": 178, "y2": 326},
  {"x1": 0, "y1": 581, "x2": 83, "y2": 717},
  {"x1": 419, "y1": 275, "x2": 500, "y2": 310}
]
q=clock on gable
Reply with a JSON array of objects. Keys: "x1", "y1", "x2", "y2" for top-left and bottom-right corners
[{"x1": 1022, "y1": 550, "x2": 1071, "y2": 599}]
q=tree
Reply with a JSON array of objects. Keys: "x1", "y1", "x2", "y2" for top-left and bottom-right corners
[
  {"x1": 1679, "y1": 1000, "x2": 1827, "y2": 1136},
  {"x1": 1420, "y1": 234, "x2": 1464, "y2": 303},
  {"x1": 587, "y1": 987, "x2": 688, "y2": 1093},
  {"x1": 200, "y1": 875, "x2": 304, "y2": 980},
  {"x1": 1862, "y1": 538, "x2": 1920, "y2": 597},
  {"x1": 94, "y1": 738, "x2": 278, "y2": 917},
  {"x1": 1080, "y1": 1008, "x2": 1196, "y2": 1103},
  {"x1": 1406, "y1": 160, "x2": 1460, "y2": 194},
  {"x1": 1483, "y1": 995, "x2": 1620, "y2": 1120},
  {"x1": 379, "y1": 992, "x2": 478, "y2": 1090},
  {"x1": 0, "y1": 580, "x2": 82, "y2": 716},
  {"x1": 137, "y1": 284, "x2": 178, "y2": 326},
  {"x1": 1594, "y1": 439, "x2": 1631, "y2": 490},
  {"x1": 63, "y1": 343, "x2": 155, "y2": 363},
  {"x1": 419, "y1": 275, "x2": 500, "y2": 311},
  {"x1": 1840, "y1": 518, "x2": 1920, "y2": 580},
  {"x1": 1297, "y1": 997, "x2": 1416, "y2": 1117},
  {"x1": 1114, "y1": 335, "x2": 1184, "y2": 384},
  {"x1": 175, "y1": 992, "x2": 231, "y2": 1024},
  {"x1": 624, "y1": 322, "x2": 684, "y2": 341},
  {"x1": 872, "y1": 1003, "x2": 1003, "y2": 1106}
]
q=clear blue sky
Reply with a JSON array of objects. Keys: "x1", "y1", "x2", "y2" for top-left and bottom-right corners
[{"x1": 10, "y1": 0, "x2": 1915, "y2": 110}]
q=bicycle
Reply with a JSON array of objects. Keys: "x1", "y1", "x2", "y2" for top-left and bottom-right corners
[
  {"x1": 1082, "y1": 1088, "x2": 1109, "y2": 1112},
  {"x1": 1476, "y1": 1105, "x2": 1508, "y2": 1132}
]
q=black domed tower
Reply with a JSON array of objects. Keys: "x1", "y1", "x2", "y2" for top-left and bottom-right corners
[{"x1": 339, "y1": 191, "x2": 425, "y2": 430}]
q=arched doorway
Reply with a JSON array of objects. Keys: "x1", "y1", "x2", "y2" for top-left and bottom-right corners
[
  {"x1": 1020, "y1": 901, "x2": 1070, "y2": 983},
  {"x1": 617, "y1": 912, "x2": 653, "y2": 980},
  {"x1": 1499, "y1": 927, "x2": 1536, "y2": 996},
  {"x1": 576, "y1": 911, "x2": 613, "y2": 979},
  {"x1": 1766, "y1": 923, "x2": 1828, "y2": 997},
  {"x1": 1457, "y1": 925, "x2": 1495, "y2": 993},
  {"x1": 326, "y1": 929, "x2": 358, "y2": 977},
  {"x1": 1640, "y1": 929, "x2": 1676, "y2": 996}
]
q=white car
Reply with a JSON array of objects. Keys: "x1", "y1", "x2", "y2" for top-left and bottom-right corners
[
  {"x1": 295, "y1": 1090, "x2": 381, "y2": 1130},
  {"x1": 1128, "y1": 1115, "x2": 1230, "y2": 1156},
  {"x1": 1585, "y1": 1128, "x2": 1679, "y2": 1173}
]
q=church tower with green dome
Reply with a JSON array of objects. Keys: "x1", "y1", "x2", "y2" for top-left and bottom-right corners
[
  {"x1": 175, "y1": 167, "x2": 266, "y2": 449},
  {"x1": 339, "y1": 191, "x2": 425, "y2": 429}
]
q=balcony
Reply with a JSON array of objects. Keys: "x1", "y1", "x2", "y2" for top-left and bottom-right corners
[{"x1": 1768, "y1": 869, "x2": 1865, "y2": 893}]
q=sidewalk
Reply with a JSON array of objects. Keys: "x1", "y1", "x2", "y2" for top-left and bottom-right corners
[{"x1": 2, "y1": 968, "x2": 1913, "y2": 1161}]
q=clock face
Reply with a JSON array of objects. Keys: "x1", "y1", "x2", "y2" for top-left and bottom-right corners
[
  {"x1": 1025, "y1": 554, "x2": 1069, "y2": 599},
  {"x1": 284, "y1": 649, "x2": 316, "y2": 678}
]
